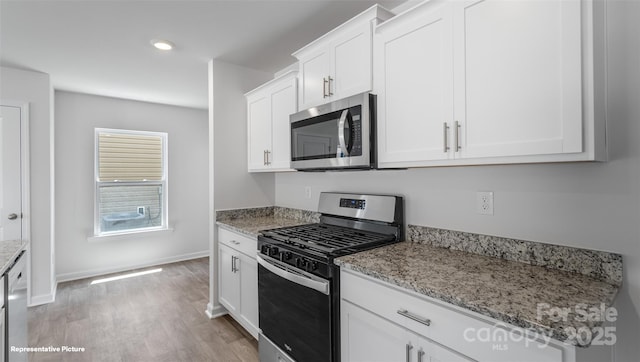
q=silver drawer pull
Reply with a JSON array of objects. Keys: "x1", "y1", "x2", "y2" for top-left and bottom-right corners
[
  {"x1": 405, "y1": 343, "x2": 413, "y2": 362},
  {"x1": 397, "y1": 309, "x2": 431, "y2": 326}
]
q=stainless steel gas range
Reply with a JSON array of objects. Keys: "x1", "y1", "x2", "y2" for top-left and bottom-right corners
[{"x1": 257, "y1": 192, "x2": 404, "y2": 362}]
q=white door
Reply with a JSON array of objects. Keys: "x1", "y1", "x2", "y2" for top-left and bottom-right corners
[
  {"x1": 376, "y1": 3, "x2": 455, "y2": 167},
  {"x1": 341, "y1": 301, "x2": 407, "y2": 362},
  {"x1": 269, "y1": 78, "x2": 297, "y2": 170},
  {"x1": 218, "y1": 244, "x2": 240, "y2": 314},
  {"x1": 331, "y1": 22, "x2": 373, "y2": 100},
  {"x1": 238, "y1": 253, "x2": 259, "y2": 338},
  {"x1": 0, "y1": 105, "x2": 22, "y2": 241},
  {"x1": 299, "y1": 50, "x2": 331, "y2": 109},
  {"x1": 454, "y1": 0, "x2": 583, "y2": 159},
  {"x1": 247, "y1": 93, "x2": 271, "y2": 171}
]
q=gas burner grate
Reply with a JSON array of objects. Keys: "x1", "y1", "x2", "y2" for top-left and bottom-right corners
[{"x1": 261, "y1": 223, "x2": 394, "y2": 255}]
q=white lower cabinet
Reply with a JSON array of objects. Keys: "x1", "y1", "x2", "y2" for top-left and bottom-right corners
[
  {"x1": 342, "y1": 301, "x2": 472, "y2": 362},
  {"x1": 217, "y1": 228, "x2": 259, "y2": 339},
  {"x1": 340, "y1": 269, "x2": 574, "y2": 362}
]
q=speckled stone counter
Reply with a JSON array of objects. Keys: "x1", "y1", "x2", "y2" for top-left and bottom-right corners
[
  {"x1": 336, "y1": 235, "x2": 621, "y2": 347},
  {"x1": 0, "y1": 239, "x2": 27, "y2": 275},
  {"x1": 216, "y1": 206, "x2": 319, "y2": 238}
]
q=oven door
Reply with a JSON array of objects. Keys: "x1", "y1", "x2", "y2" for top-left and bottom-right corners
[{"x1": 257, "y1": 254, "x2": 332, "y2": 362}]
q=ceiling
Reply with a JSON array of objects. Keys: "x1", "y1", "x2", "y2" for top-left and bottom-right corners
[{"x1": 0, "y1": 0, "x2": 409, "y2": 109}]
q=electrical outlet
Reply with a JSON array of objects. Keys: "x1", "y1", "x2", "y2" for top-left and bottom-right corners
[
  {"x1": 476, "y1": 191, "x2": 494, "y2": 215},
  {"x1": 304, "y1": 186, "x2": 312, "y2": 199}
]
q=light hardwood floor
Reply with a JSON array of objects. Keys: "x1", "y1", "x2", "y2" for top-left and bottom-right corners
[{"x1": 27, "y1": 257, "x2": 258, "y2": 362}]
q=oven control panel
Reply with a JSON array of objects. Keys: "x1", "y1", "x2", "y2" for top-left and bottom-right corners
[{"x1": 339, "y1": 198, "x2": 366, "y2": 210}]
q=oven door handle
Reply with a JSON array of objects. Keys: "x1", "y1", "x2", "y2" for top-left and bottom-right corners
[{"x1": 257, "y1": 255, "x2": 330, "y2": 295}]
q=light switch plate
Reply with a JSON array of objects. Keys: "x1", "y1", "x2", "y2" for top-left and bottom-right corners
[
  {"x1": 476, "y1": 191, "x2": 494, "y2": 215},
  {"x1": 304, "y1": 186, "x2": 312, "y2": 199}
]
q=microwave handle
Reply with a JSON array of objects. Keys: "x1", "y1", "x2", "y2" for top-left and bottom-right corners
[{"x1": 338, "y1": 109, "x2": 350, "y2": 157}]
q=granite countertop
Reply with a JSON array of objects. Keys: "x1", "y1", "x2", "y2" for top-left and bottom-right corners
[
  {"x1": 336, "y1": 241, "x2": 619, "y2": 347},
  {"x1": 215, "y1": 206, "x2": 320, "y2": 238},
  {"x1": 0, "y1": 240, "x2": 28, "y2": 275},
  {"x1": 217, "y1": 216, "x2": 311, "y2": 238}
]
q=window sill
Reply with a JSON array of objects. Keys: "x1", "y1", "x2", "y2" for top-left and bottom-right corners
[{"x1": 87, "y1": 227, "x2": 174, "y2": 243}]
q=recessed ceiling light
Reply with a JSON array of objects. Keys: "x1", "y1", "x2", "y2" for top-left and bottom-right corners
[{"x1": 151, "y1": 39, "x2": 174, "y2": 50}]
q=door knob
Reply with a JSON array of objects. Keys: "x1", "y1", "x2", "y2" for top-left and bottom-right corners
[{"x1": 8, "y1": 213, "x2": 18, "y2": 220}]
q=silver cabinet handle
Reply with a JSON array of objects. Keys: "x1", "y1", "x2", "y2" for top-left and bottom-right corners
[
  {"x1": 443, "y1": 122, "x2": 450, "y2": 153},
  {"x1": 455, "y1": 120, "x2": 461, "y2": 151},
  {"x1": 418, "y1": 349, "x2": 425, "y2": 362},
  {"x1": 406, "y1": 343, "x2": 413, "y2": 362},
  {"x1": 397, "y1": 309, "x2": 431, "y2": 326},
  {"x1": 328, "y1": 76, "x2": 334, "y2": 96},
  {"x1": 266, "y1": 150, "x2": 271, "y2": 165},
  {"x1": 323, "y1": 77, "x2": 329, "y2": 98},
  {"x1": 231, "y1": 256, "x2": 237, "y2": 273},
  {"x1": 8, "y1": 213, "x2": 18, "y2": 220}
]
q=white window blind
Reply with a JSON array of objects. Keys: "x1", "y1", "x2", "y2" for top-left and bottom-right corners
[{"x1": 98, "y1": 132, "x2": 163, "y2": 182}]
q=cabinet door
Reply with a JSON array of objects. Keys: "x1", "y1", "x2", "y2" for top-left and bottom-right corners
[
  {"x1": 376, "y1": 3, "x2": 455, "y2": 167},
  {"x1": 218, "y1": 244, "x2": 240, "y2": 314},
  {"x1": 454, "y1": 0, "x2": 582, "y2": 159},
  {"x1": 269, "y1": 77, "x2": 297, "y2": 170},
  {"x1": 341, "y1": 301, "x2": 407, "y2": 362},
  {"x1": 410, "y1": 333, "x2": 473, "y2": 362},
  {"x1": 299, "y1": 50, "x2": 330, "y2": 109},
  {"x1": 238, "y1": 253, "x2": 259, "y2": 338},
  {"x1": 331, "y1": 22, "x2": 373, "y2": 100},
  {"x1": 247, "y1": 92, "x2": 271, "y2": 171}
]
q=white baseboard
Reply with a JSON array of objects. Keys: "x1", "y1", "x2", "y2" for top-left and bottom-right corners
[
  {"x1": 206, "y1": 302, "x2": 228, "y2": 319},
  {"x1": 29, "y1": 281, "x2": 57, "y2": 307},
  {"x1": 56, "y1": 250, "x2": 209, "y2": 283}
]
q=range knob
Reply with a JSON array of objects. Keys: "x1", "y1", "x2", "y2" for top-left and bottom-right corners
[
  {"x1": 283, "y1": 251, "x2": 292, "y2": 260},
  {"x1": 261, "y1": 245, "x2": 270, "y2": 255},
  {"x1": 295, "y1": 258, "x2": 303, "y2": 268},
  {"x1": 269, "y1": 246, "x2": 279, "y2": 257},
  {"x1": 311, "y1": 261, "x2": 319, "y2": 271}
]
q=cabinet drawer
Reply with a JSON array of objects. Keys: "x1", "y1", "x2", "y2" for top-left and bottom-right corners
[
  {"x1": 218, "y1": 228, "x2": 257, "y2": 258},
  {"x1": 341, "y1": 270, "x2": 563, "y2": 362}
]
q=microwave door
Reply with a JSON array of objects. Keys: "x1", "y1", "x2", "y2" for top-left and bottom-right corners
[{"x1": 292, "y1": 111, "x2": 342, "y2": 161}]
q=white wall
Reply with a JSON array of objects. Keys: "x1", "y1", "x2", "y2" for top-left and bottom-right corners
[
  {"x1": 0, "y1": 66, "x2": 55, "y2": 305},
  {"x1": 275, "y1": 2, "x2": 640, "y2": 360},
  {"x1": 54, "y1": 91, "x2": 209, "y2": 281},
  {"x1": 211, "y1": 60, "x2": 275, "y2": 210},
  {"x1": 207, "y1": 60, "x2": 274, "y2": 318}
]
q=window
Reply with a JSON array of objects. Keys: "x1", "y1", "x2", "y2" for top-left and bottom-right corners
[{"x1": 94, "y1": 128, "x2": 168, "y2": 235}]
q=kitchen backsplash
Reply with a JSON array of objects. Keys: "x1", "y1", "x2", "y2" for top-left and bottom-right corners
[{"x1": 408, "y1": 225, "x2": 623, "y2": 286}]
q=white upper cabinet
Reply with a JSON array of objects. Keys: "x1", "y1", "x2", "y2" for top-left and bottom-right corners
[
  {"x1": 454, "y1": 0, "x2": 583, "y2": 159},
  {"x1": 375, "y1": 2, "x2": 454, "y2": 164},
  {"x1": 376, "y1": 0, "x2": 606, "y2": 168},
  {"x1": 293, "y1": 5, "x2": 394, "y2": 110},
  {"x1": 246, "y1": 71, "x2": 298, "y2": 172}
]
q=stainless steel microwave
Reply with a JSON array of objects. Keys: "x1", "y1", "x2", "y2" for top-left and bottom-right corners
[{"x1": 290, "y1": 92, "x2": 376, "y2": 171}]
